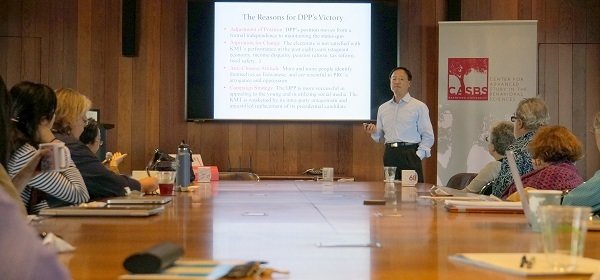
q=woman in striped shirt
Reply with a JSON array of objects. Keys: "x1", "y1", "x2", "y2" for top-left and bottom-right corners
[
  {"x1": 563, "y1": 112, "x2": 600, "y2": 214},
  {"x1": 7, "y1": 81, "x2": 89, "y2": 214}
]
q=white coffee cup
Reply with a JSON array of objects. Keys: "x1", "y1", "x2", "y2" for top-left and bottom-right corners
[
  {"x1": 39, "y1": 142, "x2": 70, "y2": 172},
  {"x1": 322, "y1": 167, "x2": 334, "y2": 182},
  {"x1": 401, "y1": 170, "x2": 418, "y2": 186}
]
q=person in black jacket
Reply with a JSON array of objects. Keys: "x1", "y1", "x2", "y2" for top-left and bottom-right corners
[{"x1": 52, "y1": 88, "x2": 157, "y2": 199}]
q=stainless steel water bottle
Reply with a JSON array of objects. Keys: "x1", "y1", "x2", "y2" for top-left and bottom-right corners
[{"x1": 176, "y1": 142, "x2": 191, "y2": 191}]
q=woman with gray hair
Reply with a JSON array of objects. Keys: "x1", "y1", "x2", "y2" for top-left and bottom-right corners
[
  {"x1": 462, "y1": 121, "x2": 514, "y2": 193},
  {"x1": 486, "y1": 97, "x2": 549, "y2": 197}
]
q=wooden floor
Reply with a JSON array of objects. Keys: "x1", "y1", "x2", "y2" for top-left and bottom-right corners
[{"x1": 35, "y1": 181, "x2": 600, "y2": 279}]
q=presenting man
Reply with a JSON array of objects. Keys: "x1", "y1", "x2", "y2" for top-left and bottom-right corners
[{"x1": 363, "y1": 67, "x2": 434, "y2": 183}]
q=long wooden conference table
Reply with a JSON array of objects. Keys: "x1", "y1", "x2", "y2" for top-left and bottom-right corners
[{"x1": 35, "y1": 180, "x2": 599, "y2": 279}]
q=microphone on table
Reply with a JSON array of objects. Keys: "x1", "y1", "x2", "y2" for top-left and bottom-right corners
[{"x1": 102, "y1": 152, "x2": 113, "y2": 164}]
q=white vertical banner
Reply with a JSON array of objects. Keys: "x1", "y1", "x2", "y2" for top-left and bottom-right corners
[{"x1": 437, "y1": 21, "x2": 537, "y2": 186}]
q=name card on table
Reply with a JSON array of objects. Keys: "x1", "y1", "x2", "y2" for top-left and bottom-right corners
[{"x1": 401, "y1": 170, "x2": 418, "y2": 186}]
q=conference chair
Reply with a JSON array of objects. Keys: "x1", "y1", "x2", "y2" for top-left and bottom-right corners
[
  {"x1": 218, "y1": 172, "x2": 260, "y2": 181},
  {"x1": 445, "y1": 173, "x2": 478, "y2": 189}
]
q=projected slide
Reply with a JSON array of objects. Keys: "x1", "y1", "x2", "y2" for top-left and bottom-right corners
[{"x1": 214, "y1": 2, "x2": 371, "y2": 120}]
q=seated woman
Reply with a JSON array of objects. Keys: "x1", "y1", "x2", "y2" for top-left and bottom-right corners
[
  {"x1": 462, "y1": 121, "x2": 514, "y2": 193},
  {"x1": 504, "y1": 125, "x2": 583, "y2": 198},
  {"x1": 52, "y1": 88, "x2": 157, "y2": 199},
  {"x1": 562, "y1": 112, "x2": 600, "y2": 214},
  {"x1": 488, "y1": 98, "x2": 549, "y2": 197},
  {"x1": 79, "y1": 118, "x2": 126, "y2": 174},
  {"x1": 7, "y1": 82, "x2": 89, "y2": 214}
]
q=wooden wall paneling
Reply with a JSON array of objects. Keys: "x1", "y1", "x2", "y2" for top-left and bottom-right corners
[
  {"x1": 254, "y1": 123, "x2": 271, "y2": 173},
  {"x1": 160, "y1": 0, "x2": 188, "y2": 152},
  {"x1": 491, "y1": 0, "x2": 518, "y2": 20},
  {"x1": 0, "y1": 38, "x2": 7, "y2": 80},
  {"x1": 336, "y1": 124, "x2": 353, "y2": 176},
  {"x1": 460, "y1": 0, "x2": 481, "y2": 21},
  {"x1": 542, "y1": 44, "x2": 559, "y2": 124},
  {"x1": 21, "y1": 38, "x2": 41, "y2": 82},
  {"x1": 309, "y1": 124, "x2": 329, "y2": 171},
  {"x1": 282, "y1": 124, "x2": 301, "y2": 175},
  {"x1": 89, "y1": 0, "x2": 106, "y2": 109},
  {"x1": 30, "y1": 0, "x2": 49, "y2": 84},
  {"x1": 543, "y1": 0, "x2": 560, "y2": 43},
  {"x1": 352, "y1": 124, "x2": 383, "y2": 181},
  {"x1": 558, "y1": 0, "x2": 574, "y2": 43},
  {"x1": 571, "y1": 0, "x2": 587, "y2": 43},
  {"x1": 572, "y1": 44, "x2": 587, "y2": 177},
  {"x1": 558, "y1": 44, "x2": 573, "y2": 129},
  {"x1": 295, "y1": 123, "x2": 312, "y2": 175},
  {"x1": 62, "y1": 0, "x2": 78, "y2": 89},
  {"x1": 6, "y1": 0, "x2": 22, "y2": 36},
  {"x1": 104, "y1": 0, "x2": 122, "y2": 158},
  {"x1": 268, "y1": 123, "x2": 285, "y2": 174},
  {"x1": 5, "y1": 38, "x2": 22, "y2": 88},
  {"x1": 538, "y1": 44, "x2": 546, "y2": 97},
  {"x1": 517, "y1": 0, "x2": 533, "y2": 20},
  {"x1": 585, "y1": 45, "x2": 600, "y2": 178},
  {"x1": 588, "y1": 0, "x2": 600, "y2": 43},
  {"x1": 533, "y1": 0, "x2": 546, "y2": 43},
  {"x1": 324, "y1": 124, "x2": 341, "y2": 171},
  {"x1": 241, "y1": 123, "x2": 258, "y2": 171},
  {"x1": 77, "y1": 0, "x2": 92, "y2": 95},
  {"x1": 47, "y1": 0, "x2": 65, "y2": 88},
  {"x1": 397, "y1": 0, "x2": 408, "y2": 65},
  {"x1": 134, "y1": 0, "x2": 162, "y2": 170},
  {"x1": 227, "y1": 123, "x2": 244, "y2": 170},
  {"x1": 20, "y1": 0, "x2": 37, "y2": 37},
  {"x1": 420, "y1": 0, "x2": 441, "y2": 183},
  {"x1": 118, "y1": 57, "x2": 134, "y2": 172}
]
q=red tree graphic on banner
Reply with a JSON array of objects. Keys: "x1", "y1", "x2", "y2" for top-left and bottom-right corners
[{"x1": 447, "y1": 58, "x2": 488, "y2": 100}]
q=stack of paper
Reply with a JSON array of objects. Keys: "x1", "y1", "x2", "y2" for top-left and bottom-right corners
[
  {"x1": 444, "y1": 200, "x2": 523, "y2": 213},
  {"x1": 449, "y1": 253, "x2": 600, "y2": 276}
]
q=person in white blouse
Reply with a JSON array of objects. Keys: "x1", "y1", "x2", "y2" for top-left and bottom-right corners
[{"x1": 462, "y1": 121, "x2": 514, "y2": 193}]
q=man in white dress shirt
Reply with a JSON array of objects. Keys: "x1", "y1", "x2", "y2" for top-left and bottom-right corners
[{"x1": 364, "y1": 67, "x2": 434, "y2": 182}]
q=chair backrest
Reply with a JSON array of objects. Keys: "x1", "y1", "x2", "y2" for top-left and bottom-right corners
[
  {"x1": 218, "y1": 172, "x2": 260, "y2": 181},
  {"x1": 445, "y1": 173, "x2": 478, "y2": 189}
]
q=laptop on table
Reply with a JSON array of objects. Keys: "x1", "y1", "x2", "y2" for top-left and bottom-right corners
[
  {"x1": 39, "y1": 204, "x2": 165, "y2": 217},
  {"x1": 106, "y1": 195, "x2": 172, "y2": 205}
]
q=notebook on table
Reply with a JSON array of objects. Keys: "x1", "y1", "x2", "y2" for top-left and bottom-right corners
[
  {"x1": 442, "y1": 152, "x2": 526, "y2": 214},
  {"x1": 39, "y1": 204, "x2": 165, "y2": 217},
  {"x1": 106, "y1": 195, "x2": 172, "y2": 205}
]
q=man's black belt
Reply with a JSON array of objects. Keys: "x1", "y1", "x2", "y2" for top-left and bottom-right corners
[{"x1": 385, "y1": 142, "x2": 418, "y2": 148}]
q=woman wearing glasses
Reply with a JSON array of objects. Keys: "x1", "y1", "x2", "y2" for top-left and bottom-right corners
[
  {"x1": 485, "y1": 98, "x2": 549, "y2": 198},
  {"x1": 562, "y1": 112, "x2": 600, "y2": 214},
  {"x1": 52, "y1": 88, "x2": 157, "y2": 200}
]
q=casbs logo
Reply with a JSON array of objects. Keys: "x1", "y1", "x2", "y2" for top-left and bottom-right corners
[{"x1": 447, "y1": 58, "x2": 488, "y2": 100}]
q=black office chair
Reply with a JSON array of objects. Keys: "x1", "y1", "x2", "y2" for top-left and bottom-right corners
[
  {"x1": 218, "y1": 172, "x2": 260, "y2": 181},
  {"x1": 445, "y1": 173, "x2": 478, "y2": 189}
]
